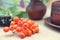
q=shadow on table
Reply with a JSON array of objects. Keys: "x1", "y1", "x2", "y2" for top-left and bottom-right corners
[{"x1": 44, "y1": 23, "x2": 60, "y2": 33}]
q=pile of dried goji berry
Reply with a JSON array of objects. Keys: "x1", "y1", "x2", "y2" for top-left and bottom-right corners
[{"x1": 3, "y1": 17, "x2": 39, "y2": 38}]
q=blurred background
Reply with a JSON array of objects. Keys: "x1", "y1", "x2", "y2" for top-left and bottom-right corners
[
  {"x1": 0, "y1": 0, "x2": 57, "y2": 8},
  {"x1": 0, "y1": 0, "x2": 58, "y2": 18}
]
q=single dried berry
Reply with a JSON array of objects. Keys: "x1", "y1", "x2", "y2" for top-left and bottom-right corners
[
  {"x1": 13, "y1": 17, "x2": 19, "y2": 23},
  {"x1": 19, "y1": 32, "x2": 25, "y2": 38},
  {"x1": 3, "y1": 27, "x2": 9, "y2": 32}
]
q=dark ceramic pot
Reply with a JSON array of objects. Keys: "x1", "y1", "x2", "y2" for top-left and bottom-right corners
[
  {"x1": 0, "y1": 16, "x2": 11, "y2": 26},
  {"x1": 51, "y1": 1, "x2": 60, "y2": 25},
  {"x1": 26, "y1": 0, "x2": 46, "y2": 20}
]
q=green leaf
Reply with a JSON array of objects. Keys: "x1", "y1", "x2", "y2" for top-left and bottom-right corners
[
  {"x1": 8, "y1": 6, "x2": 18, "y2": 17},
  {"x1": 13, "y1": 0, "x2": 20, "y2": 5},
  {"x1": 16, "y1": 11, "x2": 28, "y2": 18},
  {"x1": 0, "y1": 8, "x2": 6, "y2": 16}
]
